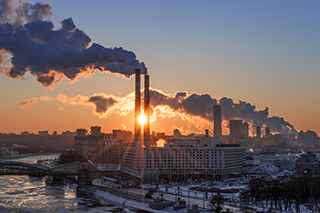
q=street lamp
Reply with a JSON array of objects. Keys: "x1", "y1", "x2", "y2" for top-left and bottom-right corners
[
  {"x1": 188, "y1": 190, "x2": 190, "y2": 210},
  {"x1": 175, "y1": 189, "x2": 177, "y2": 202},
  {"x1": 203, "y1": 190, "x2": 205, "y2": 209}
]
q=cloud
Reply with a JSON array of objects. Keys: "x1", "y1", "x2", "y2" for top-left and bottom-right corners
[
  {"x1": 18, "y1": 97, "x2": 37, "y2": 108},
  {"x1": 40, "y1": 95, "x2": 51, "y2": 101},
  {"x1": 55, "y1": 93, "x2": 124, "y2": 117},
  {"x1": 0, "y1": 0, "x2": 147, "y2": 88}
]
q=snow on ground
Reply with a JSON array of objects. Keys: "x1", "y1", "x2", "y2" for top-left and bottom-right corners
[{"x1": 94, "y1": 189, "x2": 168, "y2": 213}]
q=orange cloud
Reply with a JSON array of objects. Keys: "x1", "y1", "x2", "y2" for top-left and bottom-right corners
[
  {"x1": 18, "y1": 97, "x2": 38, "y2": 108},
  {"x1": 40, "y1": 95, "x2": 52, "y2": 101}
]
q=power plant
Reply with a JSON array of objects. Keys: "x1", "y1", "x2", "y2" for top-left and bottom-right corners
[{"x1": 75, "y1": 69, "x2": 245, "y2": 184}]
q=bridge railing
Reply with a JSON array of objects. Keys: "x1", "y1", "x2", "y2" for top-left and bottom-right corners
[
  {"x1": 120, "y1": 165, "x2": 142, "y2": 178},
  {"x1": 97, "y1": 164, "x2": 120, "y2": 171},
  {"x1": 96, "y1": 163, "x2": 142, "y2": 179}
]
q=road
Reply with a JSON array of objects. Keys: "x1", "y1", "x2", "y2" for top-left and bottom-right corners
[{"x1": 92, "y1": 179, "x2": 247, "y2": 212}]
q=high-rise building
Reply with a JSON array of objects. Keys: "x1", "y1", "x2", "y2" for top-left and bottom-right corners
[
  {"x1": 229, "y1": 120, "x2": 243, "y2": 138},
  {"x1": 214, "y1": 105, "x2": 222, "y2": 137}
]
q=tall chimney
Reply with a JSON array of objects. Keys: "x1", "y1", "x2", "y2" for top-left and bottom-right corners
[
  {"x1": 144, "y1": 74, "x2": 150, "y2": 147},
  {"x1": 256, "y1": 126, "x2": 261, "y2": 139},
  {"x1": 265, "y1": 127, "x2": 270, "y2": 138},
  {"x1": 134, "y1": 68, "x2": 141, "y2": 146},
  {"x1": 256, "y1": 126, "x2": 261, "y2": 147},
  {"x1": 213, "y1": 105, "x2": 222, "y2": 137}
]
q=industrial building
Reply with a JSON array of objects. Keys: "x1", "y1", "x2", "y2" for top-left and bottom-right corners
[{"x1": 75, "y1": 68, "x2": 246, "y2": 183}]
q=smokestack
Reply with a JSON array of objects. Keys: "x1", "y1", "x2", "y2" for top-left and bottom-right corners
[
  {"x1": 144, "y1": 74, "x2": 150, "y2": 147},
  {"x1": 214, "y1": 105, "x2": 222, "y2": 137},
  {"x1": 265, "y1": 127, "x2": 270, "y2": 138},
  {"x1": 134, "y1": 68, "x2": 141, "y2": 146},
  {"x1": 256, "y1": 126, "x2": 261, "y2": 139}
]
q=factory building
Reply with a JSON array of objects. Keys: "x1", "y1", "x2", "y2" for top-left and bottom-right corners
[{"x1": 124, "y1": 70, "x2": 245, "y2": 183}]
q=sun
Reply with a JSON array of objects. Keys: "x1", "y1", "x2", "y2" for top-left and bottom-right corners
[{"x1": 138, "y1": 113, "x2": 147, "y2": 126}]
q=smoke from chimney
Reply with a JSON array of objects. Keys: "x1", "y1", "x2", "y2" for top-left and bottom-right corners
[
  {"x1": 0, "y1": 0, "x2": 147, "y2": 87},
  {"x1": 52, "y1": 88, "x2": 298, "y2": 136}
]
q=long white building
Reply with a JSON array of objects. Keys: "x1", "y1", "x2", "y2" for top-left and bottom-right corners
[
  {"x1": 141, "y1": 144, "x2": 245, "y2": 183},
  {"x1": 120, "y1": 136, "x2": 246, "y2": 183}
]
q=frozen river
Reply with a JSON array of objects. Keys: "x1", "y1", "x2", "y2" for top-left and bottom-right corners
[{"x1": 0, "y1": 153, "x2": 105, "y2": 212}]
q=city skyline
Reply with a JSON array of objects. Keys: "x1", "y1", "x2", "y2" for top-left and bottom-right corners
[{"x1": 0, "y1": 0, "x2": 319, "y2": 135}]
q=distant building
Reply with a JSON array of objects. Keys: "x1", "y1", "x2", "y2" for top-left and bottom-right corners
[
  {"x1": 0, "y1": 145, "x2": 7, "y2": 156},
  {"x1": 38, "y1": 131, "x2": 49, "y2": 136},
  {"x1": 112, "y1": 129, "x2": 133, "y2": 142},
  {"x1": 229, "y1": 120, "x2": 248, "y2": 139},
  {"x1": 173, "y1": 129, "x2": 181, "y2": 138},
  {"x1": 21, "y1": 131, "x2": 34, "y2": 135},
  {"x1": 296, "y1": 152, "x2": 320, "y2": 177},
  {"x1": 297, "y1": 130, "x2": 319, "y2": 144},
  {"x1": 74, "y1": 126, "x2": 104, "y2": 159},
  {"x1": 61, "y1": 131, "x2": 75, "y2": 136}
]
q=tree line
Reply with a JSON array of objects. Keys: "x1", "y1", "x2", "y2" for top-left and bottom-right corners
[{"x1": 240, "y1": 176, "x2": 320, "y2": 212}]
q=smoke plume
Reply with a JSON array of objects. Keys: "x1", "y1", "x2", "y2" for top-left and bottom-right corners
[
  {"x1": 0, "y1": 0, "x2": 147, "y2": 87},
  {"x1": 43, "y1": 88, "x2": 297, "y2": 135}
]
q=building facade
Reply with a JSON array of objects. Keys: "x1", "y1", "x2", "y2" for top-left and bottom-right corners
[
  {"x1": 296, "y1": 152, "x2": 320, "y2": 177},
  {"x1": 141, "y1": 143, "x2": 245, "y2": 183}
]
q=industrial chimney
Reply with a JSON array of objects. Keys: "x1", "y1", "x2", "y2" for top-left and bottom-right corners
[
  {"x1": 265, "y1": 127, "x2": 270, "y2": 138},
  {"x1": 213, "y1": 105, "x2": 222, "y2": 137},
  {"x1": 144, "y1": 74, "x2": 150, "y2": 147},
  {"x1": 256, "y1": 126, "x2": 261, "y2": 139},
  {"x1": 134, "y1": 68, "x2": 141, "y2": 146}
]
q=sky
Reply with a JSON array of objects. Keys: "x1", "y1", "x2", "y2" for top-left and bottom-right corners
[{"x1": 0, "y1": 0, "x2": 319, "y2": 136}]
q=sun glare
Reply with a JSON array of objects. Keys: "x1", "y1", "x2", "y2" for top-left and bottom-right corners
[{"x1": 138, "y1": 114, "x2": 147, "y2": 125}]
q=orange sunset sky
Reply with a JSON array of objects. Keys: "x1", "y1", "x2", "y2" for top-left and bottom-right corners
[{"x1": 0, "y1": 0, "x2": 319, "y2": 136}]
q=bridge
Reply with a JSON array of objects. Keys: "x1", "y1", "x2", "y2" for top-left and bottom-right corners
[
  {"x1": 78, "y1": 161, "x2": 142, "y2": 187},
  {"x1": 0, "y1": 161, "x2": 48, "y2": 176},
  {"x1": 0, "y1": 160, "x2": 142, "y2": 187}
]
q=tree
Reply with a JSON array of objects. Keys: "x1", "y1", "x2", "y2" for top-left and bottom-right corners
[{"x1": 210, "y1": 192, "x2": 224, "y2": 213}]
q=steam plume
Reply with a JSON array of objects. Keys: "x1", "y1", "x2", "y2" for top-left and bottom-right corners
[
  {"x1": 0, "y1": 0, "x2": 147, "y2": 87},
  {"x1": 44, "y1": 88, "x2": 298, "y2": 135}
]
